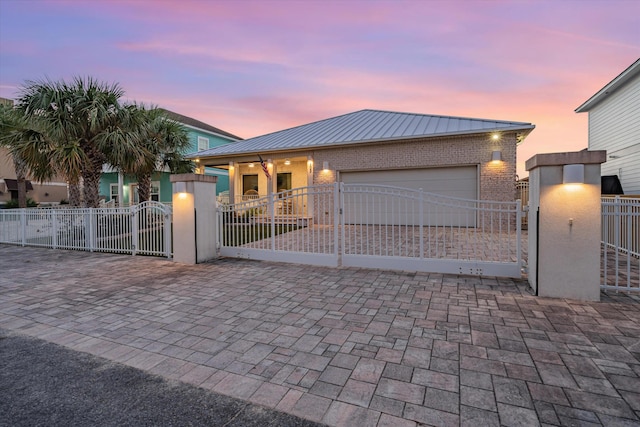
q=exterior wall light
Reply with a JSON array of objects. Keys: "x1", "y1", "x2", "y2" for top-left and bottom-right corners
[
  {"x1": 563, "y1": 164, "x2": 584, "y2": 184},
  {"x1": 284, "y1": 159, "x2": 291, "y2": 165},
  {"x1": 174, "y1": 181, "x2": 188, "y2": 194},
  {"x1": 492, "y1": 133, "x2": 500, "y2": 141},
  {"x1": 322, "y1": 161, "x2": 329, "y2": 171},
  {"x1": 491, "y1": 150, "x2": 502, "y2": 162}
]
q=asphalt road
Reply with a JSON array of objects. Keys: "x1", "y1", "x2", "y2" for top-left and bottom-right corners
[{"x1": 0, "y1": 330, "x2": 325, "y2": 427}]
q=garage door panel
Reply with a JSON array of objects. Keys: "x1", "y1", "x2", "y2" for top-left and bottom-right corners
[
  {"x1": 341, "y1": 167, "x2": 477, "y2": 227},
  {"x1": 341, "y1": 167, "x2": 476, "y2": 198}
]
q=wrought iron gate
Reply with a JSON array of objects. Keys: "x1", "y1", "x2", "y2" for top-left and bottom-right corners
[{"x1": 218, "y1": 184, "x2": 524, "y2": 278}]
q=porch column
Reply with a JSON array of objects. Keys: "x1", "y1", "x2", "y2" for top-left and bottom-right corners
[
  {"x1": 228, "y1": 161, "x2": 235, "y2": 204},
  {"x1": 171, "y1": 173, "x2": 218, "y2": 264},
  {"x1": 307, "y1": 155, "x2": 314, "y2": 219},
  {"x1": 269, "y1": 159, "x2": 277, "y2": 195},
  {"x1": 526, "y1": 150, "x2": 606, "y2": 301}
]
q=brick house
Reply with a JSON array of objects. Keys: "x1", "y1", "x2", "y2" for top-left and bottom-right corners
[{"x1": 192, "y1": 109, "x2": 535, "y2": 204}]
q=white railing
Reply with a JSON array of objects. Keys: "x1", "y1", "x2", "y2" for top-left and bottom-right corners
[
  {"x1": 218, "y1": 184, "x2": 523, "y2": 277},
  {"x1": 0, "y1": 201, "x2": 172, "y2": 257},
  {"x1": 341, "y1": 184, "x2": 522, "y2": 277},
  {"x1": 601, "y1": 196, "x2": 640, "y2": 291},
  {"x1": 218, "y1": 185, "x2": 337, "y2": 266},
  {"x1": 516, "y1": 180, "x2": 529, "y2": 228}
]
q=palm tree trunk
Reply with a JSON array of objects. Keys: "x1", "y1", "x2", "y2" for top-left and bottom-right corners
[
  {"x1": 136, "y1": 173, "x2": 152, "y2": 203},
  {"x1": 82, "y1": 146, "x2": 106, "y2": 208},
  {"x1": 68, "y1": 180, "x2": 82, "y2": 207},
  {"x1": 12, "y1": 154, "x2": 28, "y2": 208},
  {"x1": 82, "y1": 169, "x2": 102, "y2": 208}
]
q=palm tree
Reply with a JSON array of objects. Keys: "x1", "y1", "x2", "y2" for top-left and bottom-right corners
[
  {"x1": 121, "y1": 107, "x2": 192, "y2": 203},
  {"x1": 0, "y1": 103, "x2": 39, "y2": 208},
  {"x1": 16, "y1": 77, "x2": 145, "y2": 208},
  {"x1": 1, "y1": 99, "x2": 85, "y2": 207},
  {"x1": 0, "y1": 104, "x2": 47, "y2": 208}
]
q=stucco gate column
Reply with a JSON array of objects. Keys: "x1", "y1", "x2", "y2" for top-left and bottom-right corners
[
  {"x1": 170, "y1": 173, "x2": 218, "y2": 264},
  {"x1": 525, "y1": 150, "x2": 606, "y2": 301}
]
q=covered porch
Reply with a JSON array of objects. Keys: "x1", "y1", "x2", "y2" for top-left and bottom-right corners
[{"x1": 196, "y1": 154, "x2": 319, "y2": 218}]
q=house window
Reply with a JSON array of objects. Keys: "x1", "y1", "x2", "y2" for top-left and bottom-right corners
[
  {"x1": 151, "y1": 181, "x2": 160, "y2": 202},
  {"x1": 197, "y1": 136, "x2": 209, "y2": 151},
  {"x1": 277, "y1": 173, "x2": 292, "y2": 192},
  {"x1": 243, "y1": 174, "x2": 259, "y2": 197},
  {"x1": 110, "y1": 183, "x2": 119, "y2": 204},
  {"x1": 130, "y1": 181, "x2": 160, "y2": 203}
]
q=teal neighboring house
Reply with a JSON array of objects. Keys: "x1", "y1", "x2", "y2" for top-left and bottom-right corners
[{"x1": 99, "y1": 110, "x2": 241, "y2": 205}]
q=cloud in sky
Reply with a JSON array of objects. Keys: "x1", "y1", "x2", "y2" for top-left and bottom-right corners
[{"x1": 0, "y1": 0, "x2": 638, "y2": 176}]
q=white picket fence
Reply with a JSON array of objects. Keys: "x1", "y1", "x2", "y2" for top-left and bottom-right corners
[
  {"x1": 601, "y1": 196, "x2": 640, "y2": 291},
  {"x1": 0, "y1": 201, "x2": 172, "y2": 257}
]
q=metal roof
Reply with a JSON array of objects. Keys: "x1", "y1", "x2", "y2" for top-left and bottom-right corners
[
  {"x1": 192, "y1": 109, "x2": 535, "y2": 158},
  {"x1": 575, "y1": 58, "x2": 640, "y2": 113}
]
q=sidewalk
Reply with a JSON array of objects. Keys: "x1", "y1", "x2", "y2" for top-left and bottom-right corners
[{"x1": 0, "y1": 245, "x2": 639, "y2": 426}]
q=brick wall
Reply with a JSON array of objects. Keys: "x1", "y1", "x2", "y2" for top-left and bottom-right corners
[{"x1": 312, "y1": 132, "x2": 518, "y2": 202}]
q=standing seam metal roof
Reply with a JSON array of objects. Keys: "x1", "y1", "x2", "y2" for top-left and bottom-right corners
[{"x1": 193, "y1": 109, "x2": 534, "y2": 157}]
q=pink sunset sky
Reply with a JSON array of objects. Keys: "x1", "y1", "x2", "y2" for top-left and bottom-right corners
[{"x1": 0, "y1": 0, "x2": 638, "y2": 177}]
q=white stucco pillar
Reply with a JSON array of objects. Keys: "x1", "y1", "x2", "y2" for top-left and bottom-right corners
[
  {"x1": 228, "y1": 161, "x2": 235, "y2": 204},
  {"x1": 306, "y1": 156, "x2": 315, "y2": 219},
  {"x1": 170, "y1": 173, "x2": 218, "y2": 264},
  {"x1": 269, "y1": 159, "x2": 277, "y2": 195},
  {"x1": 526, "y1": 150, "x2": 606, "y2": 301}
]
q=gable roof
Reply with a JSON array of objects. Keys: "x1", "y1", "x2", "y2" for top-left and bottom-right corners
[
  {"x1": 162, "y1": 109, "x2": 242, "y2": 141},
  {"x1": 575, "y1": 58, "x2": 640, "y2": 113},
  {"x1": 192, "y1": 109, "x2": 535, "y2": 158}
]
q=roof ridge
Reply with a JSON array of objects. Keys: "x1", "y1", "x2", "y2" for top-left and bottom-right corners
[
  {"x1": 361, "y1": 108, "x2": 532, "y2": 125},
  {"x1": 240, "y1": 109, "x2": 370, "y2": 141},
  {"x1": 245, "y1": 109, "x2": 532, "y2": 142}
]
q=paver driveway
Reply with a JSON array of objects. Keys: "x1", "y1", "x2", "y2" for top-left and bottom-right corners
[{"x1": 1, "y1": 244, "x2": 639, "y2": 426}]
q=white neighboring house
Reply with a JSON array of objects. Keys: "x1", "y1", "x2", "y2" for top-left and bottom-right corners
[{"x1": 575, "y1": 58, "x2": 640, "y2": 195}]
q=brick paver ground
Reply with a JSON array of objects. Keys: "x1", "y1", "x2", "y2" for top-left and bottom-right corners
[{"x1": 1, "y1": 244, "x2": 639, "y2": 426}]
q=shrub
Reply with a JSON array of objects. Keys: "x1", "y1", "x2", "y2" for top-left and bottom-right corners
[{"x1": 2, "y1": 198, "x2": 38, "y2": 209}]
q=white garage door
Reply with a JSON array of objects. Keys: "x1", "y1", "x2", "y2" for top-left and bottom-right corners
[
  {"x1": 340, "y1": 166, "x2": 477, "y2": 198},
  {"x1": 340, "y1": 166, "x2": 478, "y2": 226}
]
